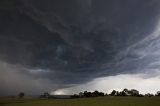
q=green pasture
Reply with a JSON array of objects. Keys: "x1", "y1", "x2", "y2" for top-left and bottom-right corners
[{"x1": 1, "y1": 96, "x2": 160, "y2": 106}]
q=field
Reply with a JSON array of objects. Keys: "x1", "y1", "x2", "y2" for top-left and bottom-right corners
[{"x1": 1, "y1": 96, "x2": 160, "y2": 106}]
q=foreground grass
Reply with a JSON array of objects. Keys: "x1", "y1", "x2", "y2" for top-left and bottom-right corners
[{"x1": 1, "y1": 96, "x2": 160, "y2": 106}]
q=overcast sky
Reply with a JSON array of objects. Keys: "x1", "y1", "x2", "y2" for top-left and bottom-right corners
[{"x1": 1, "y1": 0, "x2": 160, "y2": 96}]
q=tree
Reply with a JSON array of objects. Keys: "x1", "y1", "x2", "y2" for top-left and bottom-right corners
[
  {"x1": 156, "y1": 91, "x2": 160, "y2": 96},
  {"x1": 130, "y1": 89, "x2": 139, "y2": 96},
  {"x1": 83, "y1": 91, "x2": 92, "y2": 97},
  {"x1": 44, "y1": 92, "x2": 50, "y2": 98},
  {"x1": 79, "y1": 92, "x2": 84, "y2": 97},
  {"x1": 98, "y1": 92, "x2": 104, "y2": 96},
  {"x1": 110, "y1": 90, "x2": 117, "y2": 96},
  {"x1": 123, "y1": 88, "x2": 129, "y2": 95},
  {"x1": 145, "y1": 93, "x2": 154, "y2": 97},
  {"x1": 120, "y1": 91, "x2": 127, "y2": 96},
  {"x1": 92, "y1": 90, "x2": 99, "y2": 97},
  {"x1": 105, "y1": 93, "x2": 108, "y2": 96},
  {"x1": 18, "y1": 92, "x2": 24, "y2": 98},
  {"x1": 116, "y1": 91, "x2": 120, "y2": 96},
  {"x1": 123, "y1": 88, "x2": 129, "y2": 93},
  {"x1": 71, "y1": 94, "x2": 79, "y2": 99}
]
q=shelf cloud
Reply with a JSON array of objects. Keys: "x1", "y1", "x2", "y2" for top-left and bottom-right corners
[{"x1": 0, "y1": 0, "x2": 160, "y2": 95}]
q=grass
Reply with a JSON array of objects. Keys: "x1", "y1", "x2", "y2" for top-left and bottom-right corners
[{"x1": 1, "y1": 96, "x2": 160, "y2": 106}]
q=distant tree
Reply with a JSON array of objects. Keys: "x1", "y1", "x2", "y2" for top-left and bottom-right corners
[
  {"x1": 87, "y1": 92, "x2": 92, "y2": 97},
  {"x1": 130, "y1": 89, "x2": 139, "y2": 96},
  {"x1": 123, "y1": 88, "x2": 129, "y2": 93},
  {"x1": 83, "y1": 91, "x2": 92, "y2": 97},
  {"x1": 43, "y1": 92, "x2": 50, "y2": 98},
  {"x1": 18, "y1": 92, "x2": 24, "y2": 98},
  {"x1": 99, "y1": 92, "x2": 104, "y2": 96},
  {"x1": 120, "y1": 91, "x2": 127, "y2": 96},
  {"x1": 72, "y1": 88, "x2": 150, "y2": 99},
  {"x1": 79, "y1": 92, "x2": 84, "y2": 97},
  {"x1": 71, "y1": 94, "x2": 79, "y2": 99},
  {"x1": 145, "y1": 93, "x2": 154, "y2": 97},
  {"x1": 137, "y1": 94, "x2": 144, "y2": 97},
  {"x1": 156, "y1": 91, "x2": 160, "y2": 96},
  {"x1": 105, "y1": 93, "x2": 108, "y2": 96},
  {"x1": 110, "y1": 90, "x2": 117, "y2": 96},
  {"x1": 92, "y1": 90, "x2": 99, "y2": 97},
  {"x1": 83, "y1": 91, "x2": 88, "y2": 97},
  {"x1": 108, "y1": 89, "x2": 140, "y2": 96},
  {"x1": 116, "y1": 91, "x2": 120, "y2": 96}
]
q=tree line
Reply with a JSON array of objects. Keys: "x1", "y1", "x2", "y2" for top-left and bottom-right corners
[
  {"x1": 18, "y1": 89, "x2": 160, "y2": 99},
  {"x1": 70, "y1": 89, "x2": 160, "y2": 98}
]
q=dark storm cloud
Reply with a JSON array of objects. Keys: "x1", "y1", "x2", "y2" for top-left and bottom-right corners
[{"x1": 1, "y1": 0, "x2": 160, "y2": 95}]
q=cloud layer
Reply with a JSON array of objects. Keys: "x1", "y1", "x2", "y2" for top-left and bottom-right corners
[
  {"x1": 52, "y1": 73, "x2": 160, "y2": 95},
  {"x1": 0, "y1": 0, "x2": 160, "y2": 95}
]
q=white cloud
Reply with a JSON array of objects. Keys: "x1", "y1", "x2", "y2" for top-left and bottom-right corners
[{"x1": 52, "y1": 73, "x2": 160, "y2": 95}]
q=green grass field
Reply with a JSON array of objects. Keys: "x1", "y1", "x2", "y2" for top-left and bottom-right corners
[{"x1": 1, "y1": 96, "x2": 160, "y2": 106}]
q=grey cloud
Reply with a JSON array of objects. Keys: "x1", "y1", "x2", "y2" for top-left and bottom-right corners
[
  {"x1": 0, "y1": 61, "x2": 59, "y2": 96},
  {"x1": 1, "y1": 0, "x2": 160, "y2": 95}
]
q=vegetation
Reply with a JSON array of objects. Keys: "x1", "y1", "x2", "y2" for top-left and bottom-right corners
[
  {"x1": 1, "y1": 96, "x2": 160, "y2": 106},
  {"x1": 1, "y1": 89, "x2": 160, "y2": 106},
  {"x1": 71, "y1": 90, "x2": 104, "y2": 98},
  {"x1": 18, "y1": 92, "x2": 24, "y2": 98},
  {"x1": 71, "y1": 88, "x2": 159, "y2": 98},
  {"x1": 40, "y1": 92, "x2": 50, "y2": 98}
]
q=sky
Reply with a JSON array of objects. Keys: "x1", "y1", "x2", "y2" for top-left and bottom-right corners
[{"x1": 1, "y1": 0, "x2": 160, "y2": 96}]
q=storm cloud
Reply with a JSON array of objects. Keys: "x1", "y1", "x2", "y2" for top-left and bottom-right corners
[{"x1": 1, "y1": 0, "x2": 160, "y2": 95}]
